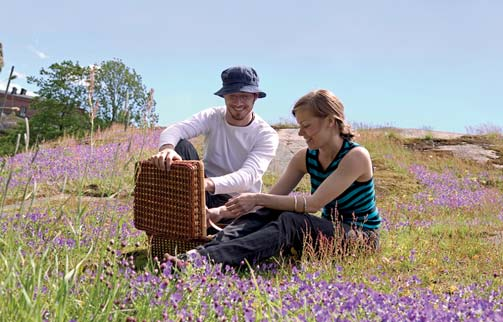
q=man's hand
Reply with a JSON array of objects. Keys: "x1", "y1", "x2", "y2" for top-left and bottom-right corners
[
  {"x1": 206, "y1": 206, "x2": 224, "y2": 224},
  {"x1": 206, "y1": 205, "x2": 242, "y2": 224},
  {"x1": 149, "y1": 146, "x2": 182, "y2": 171},
  {"x1": 225, "y1": 193, "x2": 259, "y2": 217}
]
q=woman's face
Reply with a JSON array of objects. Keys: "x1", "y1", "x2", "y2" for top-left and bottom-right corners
[{"x1": 295, "y1": 108, "x2": 332, "y2": 149}]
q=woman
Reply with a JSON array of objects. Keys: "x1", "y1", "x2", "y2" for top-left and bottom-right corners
[{"x1": 178, "y1": 89, "x2": 381, "y2": 267}]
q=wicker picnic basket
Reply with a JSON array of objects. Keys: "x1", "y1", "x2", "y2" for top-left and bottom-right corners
[{"x1": 133, "y1": 160, "x2": 211, "y2": 259}]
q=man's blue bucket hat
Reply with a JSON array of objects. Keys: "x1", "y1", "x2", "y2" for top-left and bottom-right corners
[{"x1": 214, "y1": 66, "x2": 266, "y2": 98}]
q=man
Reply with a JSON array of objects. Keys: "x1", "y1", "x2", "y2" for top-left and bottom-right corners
[{"x1": 150, "y1": 66, "x2": 279, "y2": 224}]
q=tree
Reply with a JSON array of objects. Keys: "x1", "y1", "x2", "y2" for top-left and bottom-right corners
[
  {"x1": 26, "y1": 59, "x2": 157, "y2": 143},
  {"x1": 28, "y1": 98, "x2": 89, "y2": 141},
  {"x1": 27, "y1": 61, "x2": 90, "y2": 141},
  {"x1": 94, "y1": 58, "x2": 157, "y2": 127},
  {"x1": 0, "y1": 117, "x2": 25, "y2": 156}
]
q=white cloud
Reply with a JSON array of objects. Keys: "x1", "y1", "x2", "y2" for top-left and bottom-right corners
[
  {"x1": 13, "y1": 71, "x2": 26, "y2": 80},
  {"x1": 28, "y1": 45, "x2": 48, "y2": 59}
]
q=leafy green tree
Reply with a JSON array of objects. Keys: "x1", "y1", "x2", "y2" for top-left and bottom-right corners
[
  {"x1": 94, "y1": 58, "x2": 156, "y2": 126},
  {"x1": 0, "y1": 117, "x2": 25, "y2": 156},
  {"x1": 28, "y1": 60, "x2": 88, "y2": 108},
  {"x1": 25, "y1": 59, "x2": 157, "y2": 143},
  {"x1": 28, "y1": 97, "x2": 89, "y2": 141},
  {"x1": 27, "y1": 61, "x2": 90, "y2": 142}
]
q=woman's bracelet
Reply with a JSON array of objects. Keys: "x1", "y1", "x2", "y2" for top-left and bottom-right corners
[
  {"x1": 302, "y1": 195, "x2": 307, "y2": 213},
  {"x1": 293, "y1": 195, "x2": 298, "y2": 212}
]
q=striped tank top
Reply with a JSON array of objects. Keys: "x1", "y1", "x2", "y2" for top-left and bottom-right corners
[{"x1": 306, "y1": 139, "x2": 381, "y2": 229}]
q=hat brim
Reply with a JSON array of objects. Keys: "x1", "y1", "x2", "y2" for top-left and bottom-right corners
[{"x1": 214, "y1": 84, "x2": 266, "y2": 98}]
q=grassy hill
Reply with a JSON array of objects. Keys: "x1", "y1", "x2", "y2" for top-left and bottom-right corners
[{"x1": 1, "y1": 124, "x2": 502, "y2": 321}]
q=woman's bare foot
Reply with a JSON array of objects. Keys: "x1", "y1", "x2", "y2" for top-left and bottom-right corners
[{"x1": 163, "y1": 253, "x2": 187, "y2": 269}]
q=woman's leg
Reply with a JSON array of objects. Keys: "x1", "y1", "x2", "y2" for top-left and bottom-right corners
[
  {"x1": 339, "y1": 223, "x2": 380, "y2": 252},
  {"x1": 197, "y1": 212, "x2": 335, "y2": 267},
  {"x1": 202, "y1": 208, "x2": 282, "y2": 246}
]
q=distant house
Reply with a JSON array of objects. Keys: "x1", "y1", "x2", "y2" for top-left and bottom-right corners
[{"x1": 0, "y1": 87, "x2": 36, "y2": 118}]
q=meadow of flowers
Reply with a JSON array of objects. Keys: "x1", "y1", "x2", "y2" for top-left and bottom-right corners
[{"x1": 1, "y1": 125, "x2": 502, "y2": 321}]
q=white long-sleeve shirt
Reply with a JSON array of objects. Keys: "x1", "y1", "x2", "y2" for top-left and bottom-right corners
[{"x1": 159, "y1": 106, "x2": 279, "y2": 195}]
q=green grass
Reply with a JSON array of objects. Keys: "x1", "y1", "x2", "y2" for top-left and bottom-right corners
[{"x1": 1, "y1": 125, "x2": 503, "y2": 320}]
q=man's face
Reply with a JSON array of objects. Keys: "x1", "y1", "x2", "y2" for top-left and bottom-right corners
[{"x1": 223, "y1": 92, "x2": 257, "y2": 126}]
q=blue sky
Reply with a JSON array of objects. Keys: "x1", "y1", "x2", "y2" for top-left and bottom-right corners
[{"x1": 1, "y1": 0, "x2": 502, "y2": 133}]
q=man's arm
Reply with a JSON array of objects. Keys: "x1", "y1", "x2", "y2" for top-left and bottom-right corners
[
  {"x1": 150, "y1": 108, "x2": 217, "y2": 171},
  {"x1": 210, "y1": 130, "x2": 279, "y2": 194},
  {"x1": 205, "y1": 178, "x2": 215, "y2": 194},
  {"x1": 158, "y1": 107, "x2": 216, "y2": 150},
  {"x1": 159, "y1": 143, "x2": 175, "y2": 151}
]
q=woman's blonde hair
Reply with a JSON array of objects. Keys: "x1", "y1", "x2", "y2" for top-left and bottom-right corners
[{"x1": 292, "y1": 89, "x2": 355, "y2": 140}]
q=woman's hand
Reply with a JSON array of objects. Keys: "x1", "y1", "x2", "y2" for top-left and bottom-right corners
[
  {"x1": 225, "y1": 193, "x2": 260, "y2": 216},
  {"x1": 206, "y1": 205, "x2": 243, "y2": 225},
  {"x1": 206, "y1": 206, "x2": 224, "y2": 224}
]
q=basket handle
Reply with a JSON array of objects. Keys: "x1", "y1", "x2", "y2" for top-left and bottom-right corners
[{"x1": 207, "y1": 217, "x2": 223, "y2": 232}]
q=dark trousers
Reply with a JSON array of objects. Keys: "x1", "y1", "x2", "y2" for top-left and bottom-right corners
[
  {"x1": 174, "y1": 139, "x2": 232, "y2": 209},
  {"x1": 197, "y1": 208, "x2": 379, "y2": 267},
  {"x1": 202, "y1": 208, "x2": 283, "y2": 246}
]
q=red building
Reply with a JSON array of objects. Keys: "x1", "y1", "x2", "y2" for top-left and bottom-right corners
[{"x1": 0, "y1": 87, "x2": 35, "y2": 118}]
